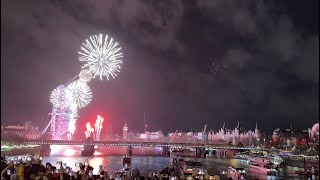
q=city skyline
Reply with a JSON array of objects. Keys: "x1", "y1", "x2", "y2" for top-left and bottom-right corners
[
  {"x1": 1, "y1": 1, "x2": 319, "y2": 134},
  {"x1": 1, "y1": 116, "x2": 316, "y2": 136}
]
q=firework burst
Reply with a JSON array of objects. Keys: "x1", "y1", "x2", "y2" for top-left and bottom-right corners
[
  {"x1": 85, "y1": 122, "x2": 94, "y2": 139},
  {"x1": 94, "y1": 115, "x2": 104, "y2": 141},
  {"x1": 79, "y1": 34, "x2": 123, "y2": 80},
  {"x1": 50, "y1": 85, "x2": 72, "y2": 108},
  {"x1": 67, "y1": 81, "x2": 93, "y2": 109}
]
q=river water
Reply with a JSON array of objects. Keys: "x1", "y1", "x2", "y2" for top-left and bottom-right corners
[{"x1": 38, "y1": 146, "x2": 319, "y2": 180}]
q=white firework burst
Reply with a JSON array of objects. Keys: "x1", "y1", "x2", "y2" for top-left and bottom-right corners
[
  {"x1": 79, "y1": 34, "x2": 123, "y2": 80},
  {"x1": 50, "y1": 85, "x2": 72, "y2": 108},
  {"x1": 50, "y1": 88, "x2": 62, "y2": 108},
  {"x1": 67, "y1": 81, "x2": 93, "y2": 109},
  {"x1": 79, "y1": 69, "x2": 93, "y2": 83}
]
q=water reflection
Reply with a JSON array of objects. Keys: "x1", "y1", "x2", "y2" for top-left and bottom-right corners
[
  {"x1": 42, "y1": 146, "x2": 318, "y2": 179},
  {"x1": 43, "y1": 156, "x2": 171, "y2": 175}
]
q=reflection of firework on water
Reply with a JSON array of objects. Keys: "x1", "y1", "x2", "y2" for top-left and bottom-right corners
[
  {"x1": 67, "y1": 81, "x2": 92, "y2": 109},
  {"x1": 79, "y1": 69, "x2": 93, "y2": 83},
  {"x1": 85, "y1": 122, "x2": 94, "y2": 139},
  {"x1": 79, "y1": 34, "x2": 123, "y2": 80},
  {"x1": 94, "y1": 115, "x2": 104, "y2": 141}
]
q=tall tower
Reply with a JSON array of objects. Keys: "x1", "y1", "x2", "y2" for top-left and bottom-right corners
[
  {"x1": 123, "y1": 121, "x2": 128, "y2": 140},
  {"x1": 235, "y1": 121, "x2": 240, "y2": 137},
  {"x1": 255, "y1": 122, "x2": 260, "y2": 139}
]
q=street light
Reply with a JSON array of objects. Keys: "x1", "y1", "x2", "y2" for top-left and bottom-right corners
[
  {"x1": 257, "y1": 138, "x2": 260, "y2": 147},
  {"x1": 264, "y1": 138, "x2": 266, "y2": 147}
]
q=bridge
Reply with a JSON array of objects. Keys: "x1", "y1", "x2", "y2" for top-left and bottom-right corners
[
  {"x1": 2, "y1": 139, "x2": 260, "y2": 150},
  {"x1": 2, "y1": 139, "x2": 268, "y2": 157},
  {"x1": 33, "y1": 140, "x2": 256, "y2": 150}
]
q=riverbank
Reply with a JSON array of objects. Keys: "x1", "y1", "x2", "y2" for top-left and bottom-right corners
[{"x1": 1, "y1": 147, "x2": 41, "y2": 157}]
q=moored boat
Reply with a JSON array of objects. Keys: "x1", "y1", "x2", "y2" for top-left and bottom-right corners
[
  {"x1": 249, "y1": 161, "x2": 277, "y2": 176},
  {"x1": 122, "y1": 155, "x2": 131, "y2": 164},
  {"x1": 249, "y1": 155, "x2": 282, "y2": 169}
]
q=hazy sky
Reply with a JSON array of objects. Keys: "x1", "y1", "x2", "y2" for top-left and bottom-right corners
[{"x1": 1, "y1": 0, "x2": 319, "y2": 135}]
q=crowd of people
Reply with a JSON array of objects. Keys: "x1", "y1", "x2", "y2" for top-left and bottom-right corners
[
  {"x1": 1, "y1": 156, "x2": 223, "y2": 180},
  {"x1": 1, "y1": 156, "x2": 141, "y2": 180}
]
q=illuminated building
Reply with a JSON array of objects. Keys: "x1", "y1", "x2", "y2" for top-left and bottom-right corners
[
  {"x1": 272, "y1": 124, "x2": 314, "y2": 147},
  {"x1": 206, "y1": 122, "x2": 260, "y2": 146},
  {"x1": 1, "y1": 121, "x2": 41, "y2": 140},
  {"x1": 123, "y1": 121, "x2": 128, "y2": 140},
  {"x1": 166, "y1": 122, "x2": 261, "y2": 146},
  {"x1": 135, "y1": 131, "x2": 165, "y2": 141}
]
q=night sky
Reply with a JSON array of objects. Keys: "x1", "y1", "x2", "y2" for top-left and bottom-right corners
[{"x1": 1, "y1": 0, "x2": 319, "y2": 134}]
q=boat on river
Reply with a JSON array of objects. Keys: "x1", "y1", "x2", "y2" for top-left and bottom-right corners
[
  {"x1": 249, "y1": 161, "x2": 277, "y2": 176},
  {"x1": 248, "y1": 155, "x2": 282, "y2": 169},
  {"x1": 122, "y1": 155, "x2": 131, "y2": 164}
]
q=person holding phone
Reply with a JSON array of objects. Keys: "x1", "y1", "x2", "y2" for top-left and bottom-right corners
[
  {"x1": 85, "y1": 164, "x2": 94, "y2": 180},
  {"x1": 45, "y1": 162, "x2": 53, "y2": 180},
  {"x1": 58, "y1": 161, "x2": 71, "y2": 180},
  {"x1": 4, "y1": 161, "x2": 21, "y2": 180},
  {"x1": 77, "y1": 163, "x2": 86, "y2": 175},
  {"x1": 1, "y1": 161, "x2": 14, "y2": 180},
  {"x1": 88, "y1": 170, "x2": 93, "y2": 177}
]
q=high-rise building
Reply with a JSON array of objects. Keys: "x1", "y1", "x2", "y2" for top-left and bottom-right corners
[
  {"x1": 255, "y1": 122, "x2": 260, "y2": 139},
  {"x1": 123, "y1": 121, "x2": 128, "y2": 140}
]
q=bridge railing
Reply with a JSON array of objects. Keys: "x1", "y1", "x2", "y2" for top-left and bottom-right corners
[
  {"x1": 1, "y1": 140, "x2": 270, "y2": 150},
  {"x1": 1, "y1": 139, "x2": 267, "y2": 150}
]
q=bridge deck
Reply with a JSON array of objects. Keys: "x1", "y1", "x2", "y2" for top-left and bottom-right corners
[{"x1": 1, "y1": 140, "x2": 265, "y2": 150}]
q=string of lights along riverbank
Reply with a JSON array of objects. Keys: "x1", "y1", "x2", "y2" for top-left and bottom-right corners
[{"x1": 45, "y1": 34, "x2": 123, "y2": 140}]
